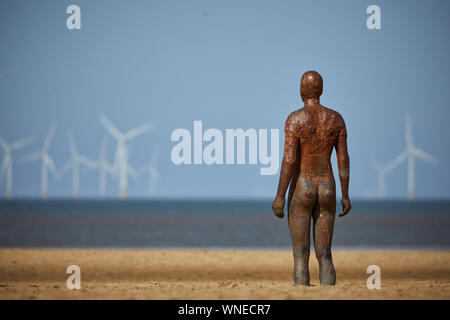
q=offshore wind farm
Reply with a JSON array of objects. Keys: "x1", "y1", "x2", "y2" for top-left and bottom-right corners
[{"x1": 1, "y1": 116, "x2": 158, "y2": 199}]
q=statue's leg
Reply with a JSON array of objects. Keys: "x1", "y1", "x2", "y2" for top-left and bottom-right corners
[
  {"x1": 313, "y1": 180, "x2": 337, "y2": 286},
  {"x1": 288, "y1": 179, "x2": 316, "y2": 286}
]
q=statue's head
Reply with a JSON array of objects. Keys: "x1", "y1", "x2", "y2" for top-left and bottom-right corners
[{"x1": 300, "y1": 71, "x2": 323, "y2": 101}]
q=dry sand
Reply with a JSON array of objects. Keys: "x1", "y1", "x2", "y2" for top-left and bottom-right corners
[{"x1": 0, "y1": 249, "x2": 449, "y2": 299}]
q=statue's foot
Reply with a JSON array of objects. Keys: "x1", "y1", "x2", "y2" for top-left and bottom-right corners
[
  {"x1": 293, "y1": 279, "x2": 310, "y2": 286},
  {"x1": 319, "y1": 277, "x2": 335, "y2": 286},
  {"x1": 293, "y1": 266, "x2": 310, "y2": 286},
  {"x1": 319, "y1": 261, "x2": 336, "y2": 286}
]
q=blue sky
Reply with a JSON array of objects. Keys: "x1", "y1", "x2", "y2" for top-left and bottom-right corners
[{"x1": 0, "y1": 0, "x2": 449, "y2": 199}]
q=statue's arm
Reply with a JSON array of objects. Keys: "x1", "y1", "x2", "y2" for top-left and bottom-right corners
[
  {"x1": 272, "y1": 116, "x2": 299, "y2": 219},
  {"x1": 335, "y1": 117, "x2": 351, "y2": 217},
  {"x1": 287, "y1": 140, "x2": 301, "y2": 207}
]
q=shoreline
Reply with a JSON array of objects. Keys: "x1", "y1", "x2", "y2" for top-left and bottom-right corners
[{"x1": 1, "y1": 246, "x2": 449, "y2": 251}]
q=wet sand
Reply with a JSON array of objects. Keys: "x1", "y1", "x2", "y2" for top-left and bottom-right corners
[{"x1": 0, "y1": 249, "x2": 449, "y2": 299}]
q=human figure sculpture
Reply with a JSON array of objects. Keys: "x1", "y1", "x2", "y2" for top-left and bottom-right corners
[{"x1": 272, "y1": 71, "x2": 351, "y2": 286}]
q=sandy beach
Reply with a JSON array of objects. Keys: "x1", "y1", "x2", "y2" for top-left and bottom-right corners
[{"x1": 0, "y1": 249, "x2": 449, "y2": 300}]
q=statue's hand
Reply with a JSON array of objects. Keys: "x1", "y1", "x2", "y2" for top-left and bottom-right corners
[
  {"x1": 272, "y1": 196, "x2": 285, "y2": 219},
  {"x1": 339, "y1": 197, "x2": 351, "y2": 217}
]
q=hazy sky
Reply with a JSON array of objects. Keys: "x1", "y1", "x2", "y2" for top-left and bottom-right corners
[{"x1": 1, "y1": 0, "x2": 449, "y2": 199}]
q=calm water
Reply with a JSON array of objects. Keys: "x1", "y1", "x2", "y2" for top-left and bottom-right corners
[{"x1": 0, "y1": 199, "x2": 449, "y2": 249}]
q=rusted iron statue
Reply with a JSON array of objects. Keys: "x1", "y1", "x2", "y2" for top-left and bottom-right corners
[{"x1": 272, "y1": 71, "x2": 351, "y2": 286}]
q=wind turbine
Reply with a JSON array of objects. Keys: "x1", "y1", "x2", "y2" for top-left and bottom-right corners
[
  {"x1": 22, "y1": 124, "x2": 59, "y2": 199},
  {"x1": 139, "y1": 149, "x2": 159, "y2": 197},
  {"x1": 96, "y1": 137, "x2": 115, "y2": 197},
  {"x1": 390, "y1": 113, "x2": 438, "y2": 200},
  {"x1": 370, "y1": 155, "x2": 410, "y2": 198},
  {"x1": 99, "y1": 114, "x2": 155, "y2": 199},
  {"x1": 0, "y1": 136, "x2": 34, "y2": 198},
  {"x1": 369, "y1": 159, "x2": 388, "y2": 197},
  {"x1": 60, "y1": 130, "x2": 97, "y2": 198}
]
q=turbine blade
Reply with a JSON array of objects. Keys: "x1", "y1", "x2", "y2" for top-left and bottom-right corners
[
  {"x1": 59, "y1": 160, "x2": 73, "y2": 177},
  {"x1": 127, "y1": 164, "x2": 138, "y2": 181},
  {"x1": 78, "y1": 156, "x2": 97, "y2": 169},
  {"x1": 412, "y1": 147, "x2": 438, "y2": 165},
  {"x1": 113, "y1": 146, "x2": 120, "y2": 164},
  {"x1": 44, "y1": 123, "x2": 57, "y2": 151},
  {"x1": 124, "y1": 122, "x2": 155, "y2": 141},
  {"x1": 99, "y1": 114, "x2": 123, "y2": 141},
  {"x1": 100, "y1": 161, "x2": 115, "y2": 175},
  {"x1": 386, "y1": 150, "x2": 407, "y2": 172},
  {"x1": 105, "y1": 163, "x2": 116, "y2": 175},
  {"x1": 405, "y1": 113, "x2": 413, "y2": 150},
  {"x1": 10, "y1": 137, "x2": 35, "y2": 151},
  {"x1": 45, "y1": 155, "x2": 60, "y2": 178},
  {"x1": 369, "y1": 159, "x2": 383, "y2": 172}
]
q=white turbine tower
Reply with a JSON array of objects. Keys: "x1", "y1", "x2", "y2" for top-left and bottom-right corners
[
  {"x1": 22, "y1": 124, "x2": 59, "y2": 199},
  {"x1": 97, "y1": 137, "x2": 115, "y2": 197},
  {"x1": 139, "y1": 149, "x2": 159, "y2": 197},
  {"x1": 0, "y1": 136, "x2": 34, "y2": 198},
  {"x1": 390, "y1": 113, "x2": 438, "y2": 200},
  {"x1": 60, "y1": 130, "x2": 97, "y2": 198},
  {"x1": 99, "y1": 114, "x2": 155, "y2": 199}
]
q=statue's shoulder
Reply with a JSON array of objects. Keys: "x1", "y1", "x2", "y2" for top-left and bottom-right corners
[
  {"x1": 285, "y1": 108, "x2": 309, "y2": 135},
  {"x1": 323, "y1": 106, "x2": 346, "y2": 129}
]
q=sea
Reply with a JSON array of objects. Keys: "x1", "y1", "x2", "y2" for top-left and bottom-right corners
[{"x1": 0, "y1": 199, "x2": 449, "y2": 250}]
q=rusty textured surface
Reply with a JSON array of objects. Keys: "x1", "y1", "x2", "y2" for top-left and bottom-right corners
[{"x1": 272, "y1": 71, "x2": 351, "y2": 286}]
